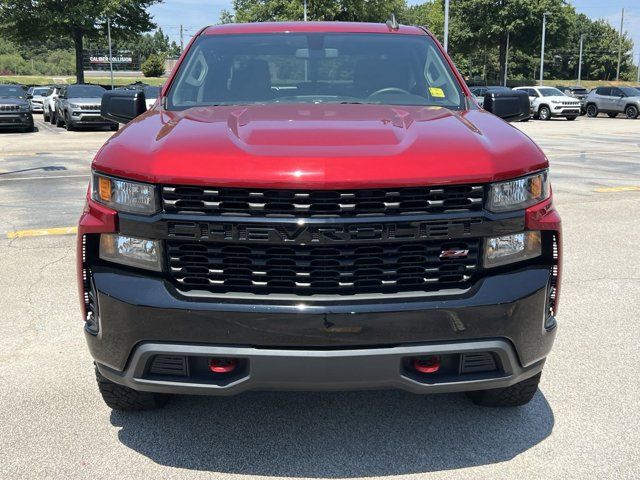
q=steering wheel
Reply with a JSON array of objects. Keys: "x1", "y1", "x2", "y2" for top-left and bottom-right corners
[{"x1": 368, "y1": 87, "x2": 412, "y2": 98}]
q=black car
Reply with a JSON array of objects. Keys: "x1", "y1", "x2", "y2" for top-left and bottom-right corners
[
  {"x1": 556, "y1": 86, "x2": 589, "y2": 114},
  {"x1": 0, "y1": 85, "x2": 34, "y2": 133}
]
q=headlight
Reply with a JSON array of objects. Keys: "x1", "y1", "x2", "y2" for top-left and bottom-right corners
[
  {"x1": 69, "y1": 103, "x2": 80, "y2": 109},
  {"x1": 92, "y1": 172, "x2": 158, "y2": 215},
  {"x1": 19, "y1": 104, "x2": 30, "y2": 112},
  {"x1": 487, "y1": 171, "x2": 550, "y2": 212},
  {"x1": 484, "y1": 231, "x2": 541, "y2": 268},
  {"x1": 551, "y1": 100, "x2": 561, "y2": 104},
  {"x1": 99, "y1": 234, "x2": 163, "y2": 271}
]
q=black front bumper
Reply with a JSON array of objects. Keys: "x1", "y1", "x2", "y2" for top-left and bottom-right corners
[
  {"x1": 88, "y1": 265, "x2": 556, "y2": 394},
  {"x1": 0, "y1": 113, "x2": 32, "y2": 129}
]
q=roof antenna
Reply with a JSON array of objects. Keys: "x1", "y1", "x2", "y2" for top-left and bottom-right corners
[{"x1": 386, "y1": 13, "x2": 399, "y2": 31}]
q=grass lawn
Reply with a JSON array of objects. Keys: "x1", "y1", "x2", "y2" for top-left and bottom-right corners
[{"x1": 0, "y1": 75, "x2": 165, "y2": 86}]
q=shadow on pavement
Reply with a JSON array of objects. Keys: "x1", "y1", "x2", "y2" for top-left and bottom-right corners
[{"x1": 111, "y1": 389, "x2": 554, "y2": 477}]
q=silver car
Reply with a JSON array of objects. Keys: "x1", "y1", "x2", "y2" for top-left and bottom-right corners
[
  {"x1": 585, "y1": 86, "x2": 640, "y2": 119},
  {"x1": 27, "y1": 86, "x2": 50, "y2": 113},
  {"x1": 54, "y1": 84, "x2": 119, "y2": 131}
]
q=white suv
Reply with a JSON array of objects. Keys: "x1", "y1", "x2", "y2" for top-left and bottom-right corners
[
  {"x1": 513, "y1": 86, "x2": 581, "y2": 121},
  {"x1": 43, "y1": 86, "x2": 62, "y2": 123}
]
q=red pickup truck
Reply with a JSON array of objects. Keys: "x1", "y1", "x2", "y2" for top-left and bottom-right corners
[{"x1": 78, "y1": 21, "x2": 561, "y2": 411}]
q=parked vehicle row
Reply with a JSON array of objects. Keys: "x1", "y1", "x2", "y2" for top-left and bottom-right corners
[
  {"x1": 470, "y1": 83, "x2": 640, "y2": 121},
  {"x1": 0, "y1": 81, "x2": 161, "y2": 133}
]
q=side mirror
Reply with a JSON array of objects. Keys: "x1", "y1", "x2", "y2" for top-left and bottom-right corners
[
  {"x1": 101, "y1": 89, "x2": 147, "y2": 124},
  {"x1": 26, "y1": 93, "x2": 33, "y2": 99},
  {"x1": 483, "y1": 89, "x2": 530, "y2": 122}
]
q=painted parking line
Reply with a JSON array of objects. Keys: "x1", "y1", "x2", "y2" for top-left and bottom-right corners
[
  {"x1": 0, "y1": 174, "x2": 89, "y2": 182},
  {"x1": 594, "y1": 186, "x2": 640, "y2": 193},
  {"x1": 6, "y1": 226, "x2": 77, "y2": 239}
]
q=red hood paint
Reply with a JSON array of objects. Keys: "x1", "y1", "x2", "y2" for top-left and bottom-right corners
[{"x1": 93, "y1": 104, "x2": 547, "y2": 189}]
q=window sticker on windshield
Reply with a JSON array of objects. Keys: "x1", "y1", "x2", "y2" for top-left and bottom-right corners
[{"x1": 429, "y1": 87, "x2": 445, "y2": 98}]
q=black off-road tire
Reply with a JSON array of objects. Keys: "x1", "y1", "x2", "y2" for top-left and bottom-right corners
[
  {"x1": 55, "y1": 110, "x2": 64, "y2": 127},
  {"x1": 43, "y1": 109, "x2": 50, "y2": 122},
  {"x1": 466, "y1": 372, "x2": 541, "y2": 407},
  {"x1": 586, "y1": 104, "x2": 598, "y2": 117},
  {"x1": 65, "y1": 113, "x2": 75, "y2": 131},
  {"x1": 625, "y1": 105, "x2": 639, "y2": 119},
  {"x1": 95, "y1": 366, "x2": 169, "y2": 411}
]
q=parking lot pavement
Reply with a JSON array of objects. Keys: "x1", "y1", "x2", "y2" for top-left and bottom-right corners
[
  {"x1": 0, "y1": 118, "x2": 112, "y2": 235},
  {"x1": 0, "y1": 115, "x2": 639, "y2": 479}
]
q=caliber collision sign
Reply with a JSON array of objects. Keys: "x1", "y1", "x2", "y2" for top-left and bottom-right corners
[{"x1": 83, "y1": 50, "x2": 140, "y2": 71}]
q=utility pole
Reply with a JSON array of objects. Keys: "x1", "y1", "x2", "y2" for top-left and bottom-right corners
[
  {"x1": 504, "y1": 32, "x2": 510, "y2": 87},
  {"x1": 180, "y1": 25, "x2": 184, "y2": 53},
  {"x1": 616, "y1": 8, "x2": 624, "y2": 81},
  {"x1": 540, "y1": 12, "x2": 551, "y2": 86},
  {"x1": 107, "y1": 17, "x2": 114, "y2": 89},
  {"x1": 578, "y1": 34, "x2": 585, "y2": 85},
  {"x1": 303, "y1": 0, "x2": 307, "y2": 21},
  {"x1": 637, "y1": 51, "x2": 640, "y2": 83},
  {"x1": 444, "y1": 0, "x2": 450, "y2": 52}
]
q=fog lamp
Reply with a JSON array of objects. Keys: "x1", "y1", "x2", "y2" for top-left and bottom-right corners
[
  {"x1": 484, "y1": 231, "x2": 541, "y2": 268},
  {"x1": 99, "y1": 234, "x2": 163, "y2": 271}
]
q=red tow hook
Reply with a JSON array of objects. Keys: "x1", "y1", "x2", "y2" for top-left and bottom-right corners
[
  {"x1": 209, "y1": 357, "x2": 238, "y2": 374},
  {"x1": 412, "y1": 356, "x2": 441, "y2": 374}
]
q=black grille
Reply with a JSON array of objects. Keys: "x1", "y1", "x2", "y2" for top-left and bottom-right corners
[
  {"x1": 167, "y1": 239, "x2": 479, "y2": 296},
  {"x1": 162, "y1": 185, "x2": 485, "y2": 218},
  {"x1": 0, "y1": 105, "x2": 20, "y2": 112}
]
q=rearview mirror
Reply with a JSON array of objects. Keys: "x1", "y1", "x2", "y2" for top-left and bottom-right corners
[
  {"x1": 483, "y1": 89, "x2": 530, "y2": 122},
  {"x1": 101, "y1": 89, "x2": 147, "y2": 124}
]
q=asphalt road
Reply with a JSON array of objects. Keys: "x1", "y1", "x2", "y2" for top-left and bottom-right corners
[{"x1": 0, "y1": 116, "x2": 639, "y2": 479}]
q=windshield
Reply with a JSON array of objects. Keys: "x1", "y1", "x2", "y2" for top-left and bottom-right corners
[
  {"x1": 67, "y1": 85, "x2": 106, "y2": 98},
  {"x1": 620, "y1": 87, "x2": 640, "y2": 96},
  {"x1": 144, "y1": 86, "x2": 160, "y2": 98},
  {"x1": 168, "y1": 33, "x2": 464, "y2": 109},
  {"x1": 538, "y1": 88, "x2": 565, "y2": 97},
  {"x1": 572, "y1": 88, "x2": 587, "y2": 94},
  {"x1": 0, "y1": 85, "x2": 26, "y2": 99},
  {"x1": 32, "y1": 87, "x2": 49, "y2": 96}
]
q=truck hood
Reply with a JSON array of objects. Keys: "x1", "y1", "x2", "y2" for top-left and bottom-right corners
[{"x1": 94, "y1": 104, "x2": 547, "y2": 189}]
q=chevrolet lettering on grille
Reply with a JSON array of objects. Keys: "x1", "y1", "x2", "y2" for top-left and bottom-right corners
[{"x1": 167, "y1": 219, "x2": 481, "y2": 244}]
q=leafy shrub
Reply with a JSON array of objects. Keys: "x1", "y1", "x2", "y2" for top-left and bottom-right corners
[{"x1": 141, "y1": 54, "x2": 165, "y2": 77}]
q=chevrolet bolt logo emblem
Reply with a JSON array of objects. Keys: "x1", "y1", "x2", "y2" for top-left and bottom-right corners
[{"x1": 439, "y1": 249, "x2": 470, "y2": 259}]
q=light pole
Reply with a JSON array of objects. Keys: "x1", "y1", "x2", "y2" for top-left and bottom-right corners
[
  {"x1": 637, "y1": 51, "x2": 640, "y2": 83},
  {"x1": 503, "y1": 31, "x2": 510, "y2": 87},
  {"x1": 303, "y1": 0, "x2": 307, "y2": 21},
  {"x1": 616, "y1": 8, "x2": 624, "y2": 81},
  {"x1": 107, "y1": 17, "x2": 114, "y2": 90},
  {"x1": 444, "y1": 0, "x2": 450, "y2": 52},
  {"x1": 577, "y1": 34, "x2": 585, "y2": 85},
  {"x1": 539, "y1": 12, "x2": 551, "y2": 86}
]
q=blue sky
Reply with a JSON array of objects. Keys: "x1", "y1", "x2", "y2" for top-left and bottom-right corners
[{"x1": 149, "y1": 0, "x2": 640, "y2": 59}]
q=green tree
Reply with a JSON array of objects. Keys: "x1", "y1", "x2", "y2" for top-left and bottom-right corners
[
  {"x1": 231, "y1": 0, "x2": 405, "y2": 23},
  {"x1": 0, "y1": 0, "x2": 160, "y2": 83},
  {"x1": 141, "y1": 53, "x2": 165, "y2": 77}
]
